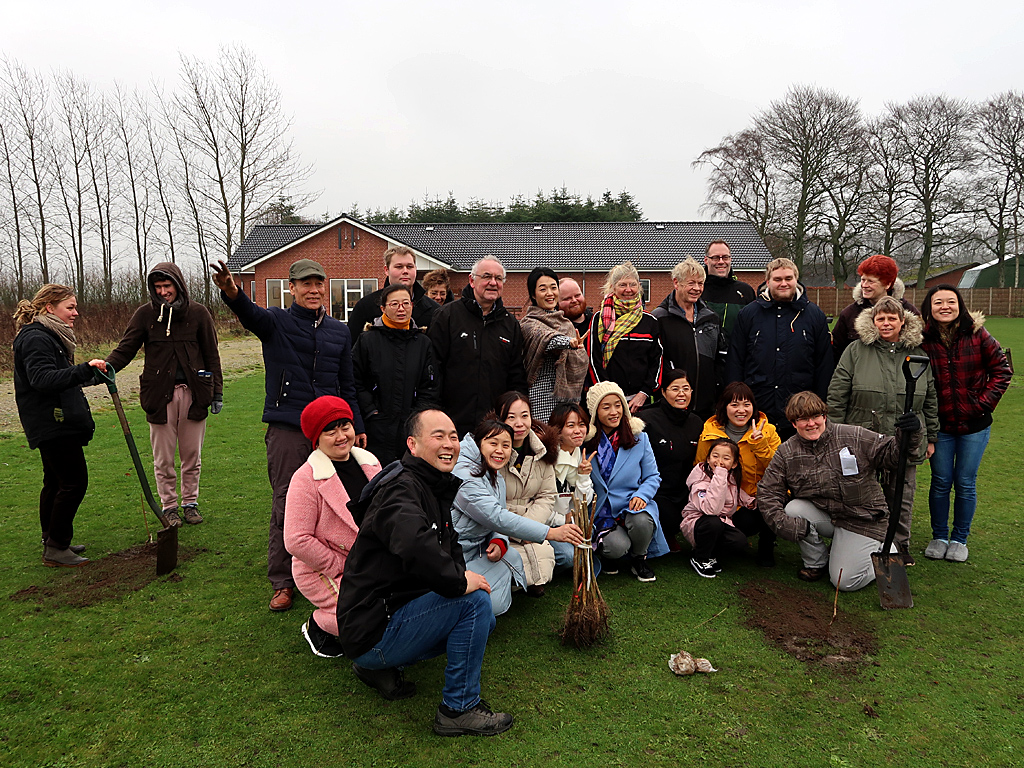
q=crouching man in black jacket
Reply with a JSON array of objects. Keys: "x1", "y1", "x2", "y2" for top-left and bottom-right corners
[{"x1": 337, "y1": 408, "x2": 513, "y2": 737}]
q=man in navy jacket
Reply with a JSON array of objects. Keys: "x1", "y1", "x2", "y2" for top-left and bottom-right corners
[{"x1": 213, "y1": 258, "x2": 364, "y2": 612}]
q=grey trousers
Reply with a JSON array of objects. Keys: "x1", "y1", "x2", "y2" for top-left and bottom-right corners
[
  {"x1": 265, "y1": 425, "x2": 312, "y2": 590},
  {"x1": 785, "y1": 499, "x2": 897, "y2": 592},
  {"x1": 600, "y1": 511, "x2": 655, "y2": 560}
]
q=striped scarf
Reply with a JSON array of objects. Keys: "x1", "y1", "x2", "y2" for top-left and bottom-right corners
[{"x1": 599, "y1": 294, "x2": 643, "y2": 367}]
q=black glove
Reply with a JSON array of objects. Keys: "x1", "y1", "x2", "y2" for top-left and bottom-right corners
[
  {"x1": 894, "y1": 412, "x2": 920, "y2": 433},
  {"x1": 211, "y1": 396, "x2": 223, "y2": 415}
]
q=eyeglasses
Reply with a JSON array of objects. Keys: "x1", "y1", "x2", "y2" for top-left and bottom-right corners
[
  {"x1": 706, "y1": 255, "x2": 731, "y2": 262},
  {"x1": 473, "y1": 273, "x2": 505, "y2": 284},
  {"x1": 665, "y1": 384, "x2": 692, "y2": 394},
  {"x1": 385, "y1": 301, "x2": 412, "y2": 309}
]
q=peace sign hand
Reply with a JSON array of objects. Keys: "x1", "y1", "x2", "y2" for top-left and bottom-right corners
[{"x1": 578, "y1": 450, "x2": 597, "y2": 476}]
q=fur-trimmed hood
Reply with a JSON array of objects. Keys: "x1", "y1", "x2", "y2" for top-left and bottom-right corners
[
  {"x1": 852, "y1": 276, "x2": 906, "y2": 305},
  {"x1": 854, "y1": 306, "x2": 925, "y2": 347},
  {"x1": 584, "y1": 380, "x2": 645, "y2": 441}
]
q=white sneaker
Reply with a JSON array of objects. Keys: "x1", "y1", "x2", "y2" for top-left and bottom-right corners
[
  {"x1": 924, "y1": 539, "x2": 949, "y2": 560},
  {"x1": 945, "y1": 542, "x2": 969, "y2": 562}
]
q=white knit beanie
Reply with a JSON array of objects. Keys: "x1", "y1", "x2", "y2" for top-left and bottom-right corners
[{"x1": 585, "y1": 381, "x2": 645, "y2": 442}]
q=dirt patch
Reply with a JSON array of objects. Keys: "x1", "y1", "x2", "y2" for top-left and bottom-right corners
[
  {"x1": 739, "y1": 579, "x2": 878, "y2": 671},
  {"x1": 10, "y1": 543, "x2": 200, "y2": 609}
]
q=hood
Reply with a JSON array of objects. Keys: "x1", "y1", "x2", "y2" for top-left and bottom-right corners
[
  {"x1": 851, "y1": 277, "x2": 906, "y2": 305},
  {"x1": 854, "y1": 307, "x2": 924, "y2": 347},
  {"x1": 755, "y1": 280, "x2": 806, "y2": 306},
  {"x1": 705, "y1": 270, "x2": 740, "y2": 288},
  {"x1": 653, "y1": 291, "x2": 716, "y2": 324},
  {"x1": 970, "y1": 310, "x2": 986, "y2": 332},
  {"x1": 453, "y1": 433, "x2": 483, "y2": 480},
  {"x1": 148, "y1": 262, "x2": 189, "y2": 308}
]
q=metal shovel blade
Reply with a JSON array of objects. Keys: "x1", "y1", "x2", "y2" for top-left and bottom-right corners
[
  {"x1": 156, "y1": 525, "x2": 179, "y2": 576},
  {"x1": 872, "y1": 551, "x2": 913, "y2": 610}
]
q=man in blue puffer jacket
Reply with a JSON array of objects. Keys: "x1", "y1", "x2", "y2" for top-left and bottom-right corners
[
  {"x1": 213, "y1": 258, "x2": 364, "y2": 612},
  {"x1": 726, "y1": 258, "x2": 832, "y2": 440}
]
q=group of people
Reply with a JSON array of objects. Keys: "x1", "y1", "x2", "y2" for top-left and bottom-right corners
[{"x1": 11, "y1": 240, "x2": 1012, "y2": 738}]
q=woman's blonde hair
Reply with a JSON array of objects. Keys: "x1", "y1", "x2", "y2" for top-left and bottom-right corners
[
  {"x1": 12, "y1": 284, "x2": 75, "y2": 331},
  {"x1": 602, "y1": 261, "x2": 641, "y2": 297}
]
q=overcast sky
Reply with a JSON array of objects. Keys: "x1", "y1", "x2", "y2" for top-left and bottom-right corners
[{"x1": 5, "y1": 0, "x2": 1024, "y2": 221}]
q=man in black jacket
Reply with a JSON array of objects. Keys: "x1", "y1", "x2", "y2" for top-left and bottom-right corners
[
  {"x1": 337, "y1": 409, "x2": 513, "y2": 737},
  {"x1": 702, "y1": 240, "x2": 755, "y2": 349},
  {"x1": 427, "y1": 258, "x2": 528, "y2": 435},
  {"x1": 347, "y1": 245, "x2": 440, "y2": 344}
]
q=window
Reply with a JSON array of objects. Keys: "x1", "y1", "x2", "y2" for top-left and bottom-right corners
[
  {"x1": 640, "y1": 279, "x2": 651, "y2": 304},
  {"x1": 266, "y1": 279, "x2": 293, "y2": 309},
  {"x1": 330, "y1": 279, "x2": 378, "y2": 321},
  {"x1": 250, "y1": 281, "x2": 256, "y2": 300}
]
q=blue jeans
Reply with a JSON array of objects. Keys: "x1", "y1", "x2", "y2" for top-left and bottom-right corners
[
  {"x1": 350, "y1": 590, "x2": 495, "y2": 711},
  {"x1": 929, "y1": 427, "x2": 991, "y2": 544}
]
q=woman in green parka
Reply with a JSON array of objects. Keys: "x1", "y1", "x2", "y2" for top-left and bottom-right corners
[{"x1": 827, "y1": 296, "x2": 939, "y2": 564}]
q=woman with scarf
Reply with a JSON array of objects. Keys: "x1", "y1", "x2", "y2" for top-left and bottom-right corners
[
  {"x1": 13, "y1": 284, "x2": 109, "y2": 567},
  {"x1": 519, "y1": 267, "x2": 589, "y2": 423},
  {"x1": 583, "y1": 381, "x2": 670, "y2": 582},
  {"x1": 586, "y1": 261, "x2": 664, "y2": 414}
]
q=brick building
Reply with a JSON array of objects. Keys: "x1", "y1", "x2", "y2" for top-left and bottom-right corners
[{"x1": 227, "y1": 216, "x2": 772, "y2": 319}]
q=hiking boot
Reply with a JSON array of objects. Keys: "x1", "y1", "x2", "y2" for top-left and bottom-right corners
[
  {"x1": 301, "y1": 614, "x2": 344, "y2": 658},
  {"x1": 690, "y1": 557, "x2": 717, "y2": 579},
  {"x1": 269, "y1": 587, "x2": 294, "y2": 611},
  {"x1": 163, "y1": 508, "x2": 183, "y2": 528},
  {"x1": 945, "y1": 542, "x2": 969, "y2": 562},
  {"x1": 43, "y1": 545, "x2": 89, "y2": 568},
  {"x1": 352, "y1": 663, "x2": 416, "y2": 701},
  {"x1": 181, "y1": 503, "x2": 204, "y2": 525},
  {"x1": 631, "y1": 557, "x2": 657, "y2": 582},
  {"x1": 433, "y1": 699, "x2": 514, "y2": 737},
  {"x1": 924, "y1": 539, "x2": 949, "y2": 560}
]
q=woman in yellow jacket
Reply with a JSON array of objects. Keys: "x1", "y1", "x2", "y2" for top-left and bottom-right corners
[{"x1": 694, "y1": 382, "x2": 781, "y2": 565}]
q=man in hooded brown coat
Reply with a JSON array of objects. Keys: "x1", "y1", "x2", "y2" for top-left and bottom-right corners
[{"x1": 106, "y1": 262, "x2": 223, "y2": 526}]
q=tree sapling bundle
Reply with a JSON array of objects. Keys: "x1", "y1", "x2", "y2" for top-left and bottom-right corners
[{"x1": 560, "y1": 495, "x2": 610, "y2": 647}]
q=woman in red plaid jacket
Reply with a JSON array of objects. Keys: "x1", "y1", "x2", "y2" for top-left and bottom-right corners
[{"x1": 919, "y1": 284, "x2": 1012, "y2": 564}]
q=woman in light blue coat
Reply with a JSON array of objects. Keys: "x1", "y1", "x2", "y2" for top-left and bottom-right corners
[
  {"x1": 584, "y1": 381, "x2": 669, "y2": 583},
  {"x1": 452, "y1": 419, "x2": 585, "y2": 616}
]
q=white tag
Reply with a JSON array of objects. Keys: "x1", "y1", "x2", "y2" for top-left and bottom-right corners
[{"x1": 839, "y1": 447, "x2": 859, "y2": 476}]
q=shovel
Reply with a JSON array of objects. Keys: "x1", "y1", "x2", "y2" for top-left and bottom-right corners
[
  {"x1": 872, "y1": 354, "x2": 930, "y2": 610},
  {"x1": 95, "y1": 367, "x2": 178, "y2": 575}
]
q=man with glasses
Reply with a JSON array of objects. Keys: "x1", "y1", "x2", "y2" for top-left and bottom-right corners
[
  {"x1": 428, "y1": 257, "x2": 528, "y2": 435},
  {"x1": 756, "y1": 391, "x2": 919, "y2": 591},
  {"x1": 701, "y1": 241, "x2": 755, "y2": 348},
  {"x1": 348, "y1": 245, "x2": 440, "y2": 344}
]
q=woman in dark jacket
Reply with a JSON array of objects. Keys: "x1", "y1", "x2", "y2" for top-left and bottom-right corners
[
  {"x1": 12, "y1": 284, "x2": 108, "y2": 567},
  {"x1": 352, "y1": 283, "x2": 439, "y2": 465},
  {"x1": 919, "y1": 284, "x2": 1012, "y2": 563},
  {"x1": 639, "y1": 369, "x2": 703, "y2": 550}
]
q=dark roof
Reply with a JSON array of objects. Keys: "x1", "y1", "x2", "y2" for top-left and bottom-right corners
[{"x1": 229, "y1": 218, "x2": 772, "y2": 272}]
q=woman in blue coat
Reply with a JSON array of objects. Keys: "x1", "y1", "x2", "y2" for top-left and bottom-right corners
[
  {"x1": 451, "y1": 419, "x2": 584, "y2": 615},
  {"x1": 583, "y1": 381, "x2": 669, "y2": 583}
]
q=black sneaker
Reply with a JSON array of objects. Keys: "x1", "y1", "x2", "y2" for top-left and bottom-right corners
[
  {"x1": 352, "y1": 663, "x2": 416, "y2": 700},
  {"x1": 690, "y1": 557, "x2": 717, "y2": 579},
  {"x1": 433, "y1": 699, "x2": 514, "y2": 737},
  {"x1": 601, "y1": 559, "x2": 620, "y2": 575},
  {"x1": 301, "y1": 615, "x2": 344, "y2": 658},
  {"x1": 631, "y1": 558, "x2": 657, "y2": 582}
]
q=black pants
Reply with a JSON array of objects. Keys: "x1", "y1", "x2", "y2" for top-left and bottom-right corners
[
  {"x1": 691, "y1": 508, "x2": 774, "y2": 561},
  {"x1": 38, "y1": 440, "x2": 89, "y2": 549}
]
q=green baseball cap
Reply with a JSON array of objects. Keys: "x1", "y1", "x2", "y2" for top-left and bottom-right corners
[{"x1": 289, "y1": 259, "x2": 326, "y2": 281}]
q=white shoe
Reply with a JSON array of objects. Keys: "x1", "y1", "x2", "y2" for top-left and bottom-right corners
[
  {"x1": 945, "y1": 542, "x2": 969, "y2": 562},
  {"x1": 924, "y1": 539, "x2": 949, "y2": 560}
]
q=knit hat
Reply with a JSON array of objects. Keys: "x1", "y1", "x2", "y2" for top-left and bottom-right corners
[
  {"x1": 584, "y1": 380, "x2": 645, "y2": 441},
  {"x1": 301, "y1": 396, "x2": 354, "y2": 443}
]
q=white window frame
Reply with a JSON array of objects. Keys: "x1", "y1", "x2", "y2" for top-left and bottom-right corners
[
  {"x1": 330, "y1": 278, "x2": 379, "y2": 322},
  {"x1": 640, "y1": 279, "x2": 651, "y2": 304},
  {"x1": 266, "y1": 279, "x2": 293, "y2": 309}
]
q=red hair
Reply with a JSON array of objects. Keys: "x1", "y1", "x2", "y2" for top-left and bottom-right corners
[{"x1": 857, "y1": 255, "x2": 898, "y2": 287}]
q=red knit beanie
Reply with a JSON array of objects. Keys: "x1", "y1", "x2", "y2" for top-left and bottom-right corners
[
  {"x1": 857, "y1": 255, "x2": 899, "y2": 287},
  {"x1": 300, "y1": 396, "x2": 354, "y2": 443}
]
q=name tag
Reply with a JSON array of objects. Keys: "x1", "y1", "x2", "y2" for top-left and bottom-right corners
[{"x1": 839, "y1": 447, "x2": 859, "y2": 476}]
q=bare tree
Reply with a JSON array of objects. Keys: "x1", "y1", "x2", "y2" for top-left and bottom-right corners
[
  {"x1": 819, "y1": 119, "x2": 872, "y2": 285},
  {"x1": 974, "y1": 91, "x2": 1024, "y2": 286},
  {"x1": 0, "y1": 117, "x2": 27, "y2": 298},
  {"x1": 693, "y1": 128, "x2": 779, "y2": 240},
  {"x1": 754, "y1": 86, "x2": 862, "y2": 271},
  {"x1": 80, "y1": 89, "x2": 118, "y2": 302},
  {"x1": 864, "y1": 115, "x2": 918, "y2": 259},
  {"x1": 113, "y1": 84, "x2": 154, "y2": 299},
  {"x1": 139, "y1": 87, "x2": 178, "y2": 264},
  {"x1": 886, "y1": 95, "x2": 977, "y2": 286}
]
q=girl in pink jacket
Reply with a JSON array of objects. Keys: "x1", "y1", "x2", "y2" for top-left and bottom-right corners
[{"x1": 681, "y1": 438, "x2": 763, "y2": 579}]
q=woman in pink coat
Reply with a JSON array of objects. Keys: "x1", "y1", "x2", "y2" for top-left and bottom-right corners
[{"x1": 285, "y1": 396, "x2": 381, "y2": 658}]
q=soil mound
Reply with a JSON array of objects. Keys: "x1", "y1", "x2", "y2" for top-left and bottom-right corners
[
  {"x1": 739, "y1": 579, "x2": 878, "y2": 671},
  {"x1": 10, "y1": 543, "x2": 199, "y2": 609}
]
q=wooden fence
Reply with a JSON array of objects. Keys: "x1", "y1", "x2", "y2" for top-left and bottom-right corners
[{"x1": 805, "y1": 287, "x2": 1024, "y2": 318}]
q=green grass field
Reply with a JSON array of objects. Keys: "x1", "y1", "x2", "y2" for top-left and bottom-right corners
[{"x1": 1, "y1": 320, "x2": 1022, "y2": 767}]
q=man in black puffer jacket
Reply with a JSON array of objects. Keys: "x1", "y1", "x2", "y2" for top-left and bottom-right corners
[
  {"x1": 213, "y1": 258, "x2": 364, "y2": 613},
  {"x1": 427, "y1": 258, "x2": 528, "y2": 436},
  {"x1": 701, "y1": 240, "x2": 755, "y2": 351}
]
